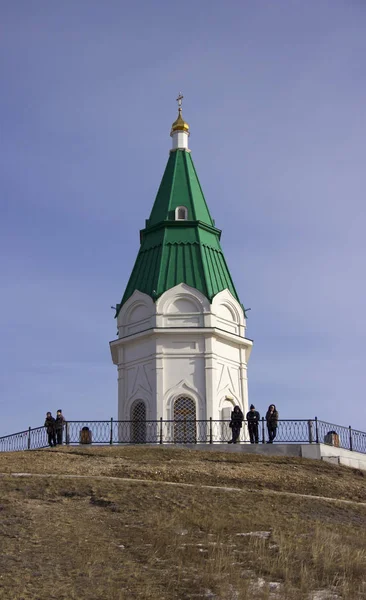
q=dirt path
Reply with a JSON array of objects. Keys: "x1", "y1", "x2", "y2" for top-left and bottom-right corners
[{"x1": 1, "y1": 471, "x2": 366, "y2": 508}]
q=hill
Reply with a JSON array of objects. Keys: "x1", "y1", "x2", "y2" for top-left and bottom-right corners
[{"x1": 0, "y1": 446, "x2": 365, "y2": 600}]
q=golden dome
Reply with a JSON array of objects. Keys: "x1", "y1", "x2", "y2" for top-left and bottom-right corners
[{"x1": 171, "y1": 109, "x2": 190, "y2": 134}]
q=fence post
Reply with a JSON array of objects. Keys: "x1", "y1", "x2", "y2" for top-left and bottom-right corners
[
  {"x1": 315, "y1": 417, "x2": 319, "y2": 444},
  {"x1": 349, "y1": 426, "x2": 353, "y2": 451},
  {"x1": 307, "y1": 420, "x2": 313, "y2": 444},
  {"x1": 159, "y1": 417, "x2": 163, "y2": 445},
  {"x1": 65, "y1": 422, "x2": 70, "y2": 445},
  {"x1": 209, "y1": 417, "x2": 213, "y2": 444},
  {"x1": 261, "y1": 417, "x2": 265, "y2": 444},
  {"x1": 27, "y1": 426, "x2": 31, "y2": 450},
  {"x1": 110, "y1": 418, "x2": 113, "y2": 445}
]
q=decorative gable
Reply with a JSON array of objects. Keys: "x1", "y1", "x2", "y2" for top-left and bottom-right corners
[
  {"x1": 117, "y1": 290, "x2": 154, "y2": 337},
  {"x1": 156, "y1": 284, "x2": 210, "y2": 328}
]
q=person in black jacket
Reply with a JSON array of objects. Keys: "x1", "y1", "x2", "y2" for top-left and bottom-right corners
[
  {"x1": 44, "y1": 412, "x2": 57, "y2": 447},
  {"x1": 246, "y1": 404, "x2": 260, "y2": 443},
  {"x1": 55, "y1": 409, "x2": 65, "y2": 446},
  {"x1": 266, "y1": 404, "x2": 279, "y2": 443},
  {"x1": 228, "y1": 405, "x2": 244, "y2": 444}
]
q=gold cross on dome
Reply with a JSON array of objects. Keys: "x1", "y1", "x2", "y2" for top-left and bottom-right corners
[{"x1": 176, "y1": 92, "x2": 183, "y2": 110}]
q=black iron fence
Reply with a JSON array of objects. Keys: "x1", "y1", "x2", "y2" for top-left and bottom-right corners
[
  {"x1": 0, "y1": 426, "x2": 48, "y2": 453},
  {"x1": 1, "y1": 418, "x2": 366, "y2": 454}
]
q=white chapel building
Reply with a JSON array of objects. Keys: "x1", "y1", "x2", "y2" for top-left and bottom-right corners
[{"x1": 110, "y1": 99, "x2": 253, "y2": 442}]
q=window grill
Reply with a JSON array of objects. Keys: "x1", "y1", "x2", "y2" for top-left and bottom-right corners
[
  {"x1": 174, "y1": 396, "x2": 196, "y2": 443},
  {"x1": 131, "y1": 401, "x2": 146, "y2": 443}
]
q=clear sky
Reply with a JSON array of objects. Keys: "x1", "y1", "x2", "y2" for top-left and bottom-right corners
[{"x1": 1, "y1": 0, "x2": 365, "y2": 437}]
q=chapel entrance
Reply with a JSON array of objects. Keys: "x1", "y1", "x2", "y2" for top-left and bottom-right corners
[{"x1": 173, "y1": 397, "x2": 196, "y2": 443}]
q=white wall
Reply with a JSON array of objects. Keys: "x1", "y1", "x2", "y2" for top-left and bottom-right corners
[{"x1": 110, "y1": 284, "x2": 253, "y2": 437}]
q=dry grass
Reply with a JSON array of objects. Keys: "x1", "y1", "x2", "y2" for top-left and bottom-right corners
[
  {"x1": 0, "y1": 446, "x2": 365, "y2": 599},
  {"x1": 0, "y1": 445, "x2": 365, "y2": 502}
]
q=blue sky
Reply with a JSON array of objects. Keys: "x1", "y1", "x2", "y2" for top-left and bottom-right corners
[{"x1": 1, "y1": 0, "x2": 365, "y2": 436}]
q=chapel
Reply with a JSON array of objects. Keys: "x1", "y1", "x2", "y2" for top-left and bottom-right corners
[{"x1": 110, "y1": 96, "x2": 253, "y2": 442}]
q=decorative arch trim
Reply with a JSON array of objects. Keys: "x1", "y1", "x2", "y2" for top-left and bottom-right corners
[
  {"x1": 218, "y1": 393, "x2": 242, "y2": 411},
  {"x1": 166, "y1": 294, "x2": 203, "y2": 314},
  {"x1": 157, "y1": 283, "x2": 210, "y2": 316},
  {"x1": 125, "y1": 302, "x2": 150, "y2": 324},
  {"x1": 212, "y1": 289, "x2": 245, "y2": 326},
  {"x1": 124, "y1": 391, "x2": 152, "y2": 420},
  {"x1": 164, "y1": 379, "x2": 205, "y2": 420},
  {"x1": 118, "y1": 290, "x2": 154, "y2": 326}
]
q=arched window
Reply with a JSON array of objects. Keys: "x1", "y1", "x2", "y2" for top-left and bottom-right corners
[
  {"x1": 174, "y1": 397, "x2": 196, "y2": 443},
  {"x1": 130, "y1": 401, "x2": 146, "y2": 444},
  {"x1": 175, "y1": 206, "x2": 188, "y2": 220}
]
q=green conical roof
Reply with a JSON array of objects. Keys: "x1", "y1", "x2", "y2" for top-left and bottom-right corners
[{"x1": 116, "y1": 148, "x2": 240, "y2": 316}]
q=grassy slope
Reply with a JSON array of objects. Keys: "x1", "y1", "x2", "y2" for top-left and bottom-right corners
[{"x1": 0, "y1": 446, "x2": 365, "y2": 600}]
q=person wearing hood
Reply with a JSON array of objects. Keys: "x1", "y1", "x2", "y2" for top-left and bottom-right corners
[
  {"x1": 228, "y1": 405, "x2": 244, "y2": 444},
  {"x1": 44, "y1": 412, "x2": 56, "y2": 448},
  {"x1": 246, "y1": 404, "x2": 260, "y2": 444},
  {"x1": 266, "y1": 404, "x2": 279, "y2": 443}
]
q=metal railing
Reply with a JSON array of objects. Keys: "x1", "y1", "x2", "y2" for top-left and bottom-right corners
[
  {"x1": 0, "y1": 426, "x2": 48, "y2": 453},
  {"x1": 1, "y1": 417, "x2": 366, "y2": 454}
]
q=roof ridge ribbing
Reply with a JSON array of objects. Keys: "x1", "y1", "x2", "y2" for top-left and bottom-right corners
[
  {"x1": 187, "y1": 153, "x2": 214, "y2": 226},
  {"x1": 156, "y1": 214, "x2": 169, "y2": 297},
  {"x1": 183, "y1": 151, "x2": 196, "y2": 221},
  {"x1": 167, "y1": 150, "x2": 179, "y2": 220},
  {"x1": 197, "y1": 231, "x2": 212, "y2": 299}
]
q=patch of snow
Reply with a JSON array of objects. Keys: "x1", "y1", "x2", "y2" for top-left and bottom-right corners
[
  {"x1": 208, "y1": 542, "x2": 237, "y2": 547},
  {"x1": 269, "y1": 581, "x2": 282, "y2": 591},
  {"x1": 249, "y1": 577, "x2": 282, "y2": 597},
  {"x1": 236, "y1": 531, "x2": 271, "y2": 539}
]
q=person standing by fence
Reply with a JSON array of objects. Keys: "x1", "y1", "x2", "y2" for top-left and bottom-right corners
[
  {"x1": 44, "y1": 412, "x2": 57, "y2": 448},
  {"x1": 266, "y1": 404, "x2": 279, "y2": 443},
  {"x1": 228, "y1": 405, "x2": 244, "y2": 444},
  {"x1": 246, "y1": 404, "x2": 260, "y2": 443},
  {"x1": 55, "y1": 409, "x2": 65, "y2": 445}
]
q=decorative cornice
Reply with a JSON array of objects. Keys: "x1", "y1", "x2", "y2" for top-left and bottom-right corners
[{"x1": 140, "y1": 219, "x2": 222, "y2": 238}]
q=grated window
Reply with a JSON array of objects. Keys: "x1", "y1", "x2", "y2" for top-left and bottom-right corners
[
  {"x1": 174, "y1": 396, "x2": 196, "y2": 443},
  {"x1": 131, "y1": 401, "x2": 146, "y2": 443}
]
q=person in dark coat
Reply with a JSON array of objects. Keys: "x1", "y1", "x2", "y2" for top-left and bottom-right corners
[
  {"x1": 266, "y1": 404, "x2": 279, "y2": 443},
  {"x1": 246, "y1": 404, "x2": 260, "y2": 443},
  {"x1": 228, "y1": 405, "x2": 244, "y2": 444},
  {"x1": 44, "y1": 412, "x2": 56, "y2": 447},
  {"x1": 55, "y1": 409, "x2": 65, "y2": 446}
]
